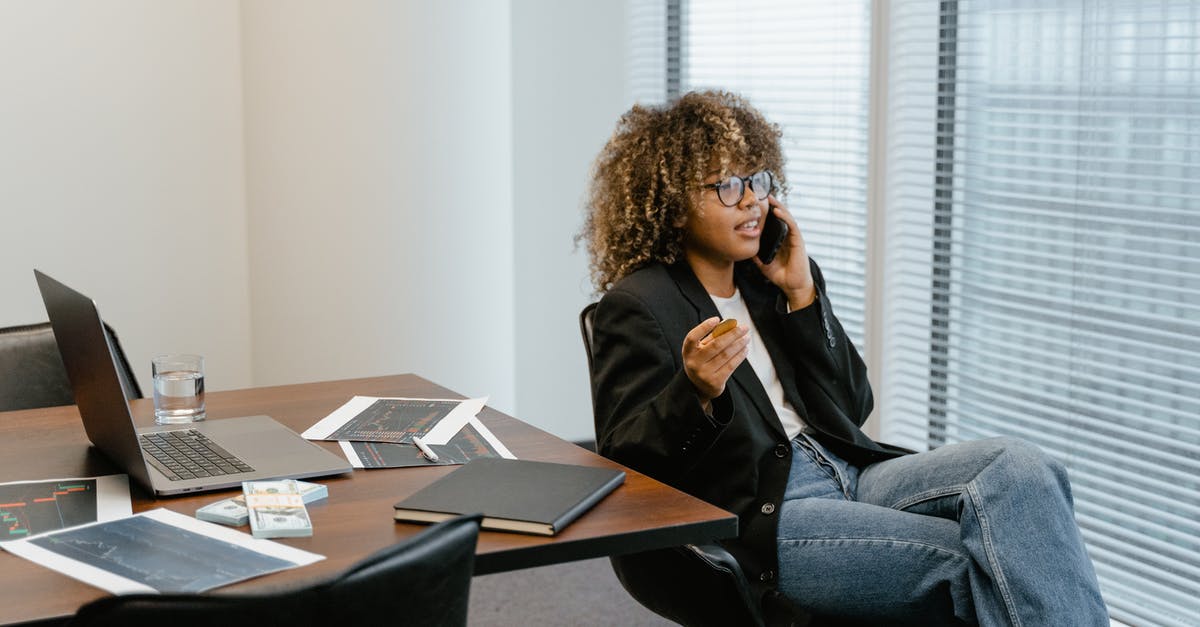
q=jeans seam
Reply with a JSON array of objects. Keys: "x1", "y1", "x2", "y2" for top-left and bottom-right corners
[
  {"x1": 889, "y1": 485, "x2": 963, "y2": 511},
  {"x1": 891, "y1": 483, "x2": 1025, "y2": 625},
  {"x1": 967, "y1": 482, "x2": 1022, "y2": 627},
  {"x1": 777, "y1": 537, "x2": 970, "y2": 562}
]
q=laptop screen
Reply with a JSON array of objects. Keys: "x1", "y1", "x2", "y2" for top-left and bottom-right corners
[{"x1": 35, "y1": 270, "x2": 155, "y2": 492}]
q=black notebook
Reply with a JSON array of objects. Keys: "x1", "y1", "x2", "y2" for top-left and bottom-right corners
[{"x1": 393, "y1": 458, "x2": 626, "y2": 536}]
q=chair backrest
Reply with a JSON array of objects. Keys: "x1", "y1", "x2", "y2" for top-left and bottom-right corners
[
  {"x1": 69, "y1": 514, "x2": 483, "y2": 627},
  {"x1": 579, "y1": 302, "x2": 598, "y2": 375},
  {"x1": 0, "y1": 322, "x2": 142, "y2": 413}
]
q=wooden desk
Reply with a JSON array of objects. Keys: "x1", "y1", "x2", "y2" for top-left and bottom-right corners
[{"x1": 0, "y1": 374, "x2": 737, "y2": 625}]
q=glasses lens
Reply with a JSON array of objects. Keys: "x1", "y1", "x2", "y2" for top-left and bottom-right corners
[
  {"x1": 750, "y1": 171, "x2": 772, "y2": 199},
  {"x1": 718, "y1": 177, "x2": 743, "y2": 206}
]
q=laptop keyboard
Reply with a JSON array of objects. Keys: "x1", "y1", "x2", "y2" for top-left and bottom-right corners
[{"x1": 139, "y1": 430, "x2": 255, "y2": 481}]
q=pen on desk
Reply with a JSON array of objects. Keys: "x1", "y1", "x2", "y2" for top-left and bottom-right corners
[{"x1": 412, "y1": 436, "x2": 440, "y2": 462}]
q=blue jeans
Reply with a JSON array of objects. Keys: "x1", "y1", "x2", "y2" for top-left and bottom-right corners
[{"x1": 775, "y1": 434, "x2": 1107, "y2": 626}]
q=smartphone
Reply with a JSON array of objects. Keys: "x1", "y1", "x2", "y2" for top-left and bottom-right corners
[{"x1": 757, "y1": 210, "x2": 788, "y2": 264}]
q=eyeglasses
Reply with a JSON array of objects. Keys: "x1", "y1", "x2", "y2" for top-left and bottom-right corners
[{"x1": 700, "y1": 171, "x2": 773, "y2": 207}]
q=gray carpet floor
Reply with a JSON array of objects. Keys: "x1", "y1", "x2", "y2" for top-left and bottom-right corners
[{"x1": 468, "y1": 557, "x2": 675, "y2": 626}]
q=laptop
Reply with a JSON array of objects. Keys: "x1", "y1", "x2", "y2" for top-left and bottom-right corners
[{"x1": 35, "y1": 269, "x2": 353, "y2": 496}]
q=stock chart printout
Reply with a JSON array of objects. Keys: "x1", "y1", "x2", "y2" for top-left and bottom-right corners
[
  {"x1": 302, "y1": 396, "x2": 487, "y2": 445},
  {"x1": 339, "y1": 418, "x2": 515, "y2": 468},
  {"x1": 327, "y1": 398, "x2": 455, "y2": 442},
  {"x1": 3, "y1": 508, "x2": 323, "y2": 594},
  {"x1": 0, "y1": 475, "x2": 130, "y2": 542}
]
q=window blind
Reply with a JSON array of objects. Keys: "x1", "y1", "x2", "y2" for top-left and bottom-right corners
[
  {"x1": 627, "y1": 0, "x2": 669, "y2": 105},
  {"x1": 882, "y1": 2, "x2": 1200, "y2": 625},
  {"x1": 678, "y1": 0, "x2": 875, "y2": 347}
]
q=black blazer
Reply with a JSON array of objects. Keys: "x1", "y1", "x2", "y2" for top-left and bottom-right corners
[{"x1": 590, "y1": 259, "x2": 906, "y2": 601}]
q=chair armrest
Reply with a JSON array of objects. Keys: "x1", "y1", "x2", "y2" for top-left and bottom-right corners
[{"x1": 684, "y1": 543, "x2": 765, "y2": 627}]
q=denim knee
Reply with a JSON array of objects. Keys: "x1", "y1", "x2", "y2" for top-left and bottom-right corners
[{"x1": 989, "y1": 436, "x2": 1072, "y2": 502}]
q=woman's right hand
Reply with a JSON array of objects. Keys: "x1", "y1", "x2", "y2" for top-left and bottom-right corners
[{"x1": 683, "y1": 317, "x2": 751, "y2": 408}]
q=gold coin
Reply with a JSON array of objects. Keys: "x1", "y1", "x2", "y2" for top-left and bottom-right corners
[{"x1": 711, "y1": 318, "x2": 738, "y2": 338}]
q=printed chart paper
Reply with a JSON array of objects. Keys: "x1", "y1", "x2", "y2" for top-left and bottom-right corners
[
  {"x1": 302, "y1": 396, "x2": 486, "y2": 445},
  {"x1": 0, "y1": 475, "x2": 130, "y2": 542},
  {"x1": 2, "y1": 508, "x2": 323, "y2": 594},
  {"x1": 339, "y1": 417, "x2": 515, "y2": 468}
]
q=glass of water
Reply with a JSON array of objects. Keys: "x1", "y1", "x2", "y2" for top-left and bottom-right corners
[{"x1": 151, "y1": 354, "x2": 206, "y2": 424}]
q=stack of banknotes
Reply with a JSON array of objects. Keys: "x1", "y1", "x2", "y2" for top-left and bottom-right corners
[
  {"x1": 243, "y1": 479, "x2": 315, "y2": 538},
  {"x1": 195, "y1": 480, "x2": 327, "y2": 529}
]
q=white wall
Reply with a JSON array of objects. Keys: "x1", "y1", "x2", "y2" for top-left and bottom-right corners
[
  {"x1": 0, "y1": 1, "x2": 625, "y2": 442},
  {"x1": 0, "y1": 1, "x2": 252, "y2": 393},
  {"x1": 240, "y1": 1, "x2": 517, "y2": 413},
  {"x1": 511, "y1": 1, "x2": 630, "y2": 441}
]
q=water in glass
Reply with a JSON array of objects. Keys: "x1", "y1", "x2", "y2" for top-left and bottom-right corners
[{"x1": 153, "y1": 369, "x2": 206, "y2": 423}]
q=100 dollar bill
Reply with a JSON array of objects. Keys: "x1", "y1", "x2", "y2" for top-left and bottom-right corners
[
  {"x1": 243, "y1": 479, "x2": 313, "y2": 538},
  {"x1": 196, "y1": 481, "x2": 327, "y2": 527}
]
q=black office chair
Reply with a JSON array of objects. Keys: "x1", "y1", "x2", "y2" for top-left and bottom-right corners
[
  {"x1": 69, "y1": 513, "x2": 482, "y2": 627},
  {"x1": 580, "y1": 303, "x2": 811, "y2": 627},
  {"x1": 0, "y1": 321, "x2": 142, "y2": 413}
]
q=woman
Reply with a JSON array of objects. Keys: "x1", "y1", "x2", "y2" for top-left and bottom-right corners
[{"x1": 582, "y1": 90, "x2": 1106, "y2": 625}]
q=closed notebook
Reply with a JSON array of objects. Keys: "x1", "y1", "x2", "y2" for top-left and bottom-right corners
[{"x1": 393, "y1": 458, "x2": 625, "y2": 536}]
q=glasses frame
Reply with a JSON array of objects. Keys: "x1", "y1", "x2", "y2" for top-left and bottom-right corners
[{"x1": 700, "y1": 171, "x2": 774, "y2": 207}]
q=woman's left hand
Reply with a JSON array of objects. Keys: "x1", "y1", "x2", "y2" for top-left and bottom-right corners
[{"x1": 753, "y1": 196, "x2": 816, "y2": 310}]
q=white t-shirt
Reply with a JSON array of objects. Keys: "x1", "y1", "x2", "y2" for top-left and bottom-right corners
[{"x1": 709, "y1": 289, "x2": 805, "y2": 440}]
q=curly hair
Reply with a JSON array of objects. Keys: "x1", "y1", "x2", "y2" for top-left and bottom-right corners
[{"x1": 581, "y1": 90, "x2": 787, "y2": 293}]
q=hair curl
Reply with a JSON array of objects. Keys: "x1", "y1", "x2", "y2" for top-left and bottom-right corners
[{"x1": 581, "y1": 90, "x2": 787, "y2": 293}]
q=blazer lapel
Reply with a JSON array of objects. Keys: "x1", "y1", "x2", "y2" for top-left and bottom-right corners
[{"x1": 666, "y1": 261, "x2": 719, "y2": 321}]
